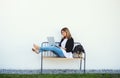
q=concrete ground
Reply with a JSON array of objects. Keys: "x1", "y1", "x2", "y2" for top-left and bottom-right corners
[{"x1": 0, "y1": 69, "x2": 120, "y2": 74}]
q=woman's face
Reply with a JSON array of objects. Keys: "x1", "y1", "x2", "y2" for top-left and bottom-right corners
[{"x1": 61, "y1": 31, "x2": 67, "y2": 37}]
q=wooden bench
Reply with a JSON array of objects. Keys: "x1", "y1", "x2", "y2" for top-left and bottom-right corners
[{"x1": 40, "y1": 42, "x2": 86, "y2": 74}]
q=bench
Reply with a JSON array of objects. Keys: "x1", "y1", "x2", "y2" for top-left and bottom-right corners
[{"x1": 40, "y1": 42, "x2": 86, "y2": 74}]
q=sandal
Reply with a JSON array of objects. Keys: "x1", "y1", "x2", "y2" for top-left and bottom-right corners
[{"x1": 32, "y1": 48, "x2": 39, "y2": 54}]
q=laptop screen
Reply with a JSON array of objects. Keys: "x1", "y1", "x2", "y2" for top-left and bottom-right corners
[{"x1": 47, "y1": 36, "x2": 56, "y2": 46}]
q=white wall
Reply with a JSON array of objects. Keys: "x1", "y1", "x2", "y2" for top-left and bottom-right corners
[{"x1": 0, "y1": 0, "x2": 120, "y2": 70}]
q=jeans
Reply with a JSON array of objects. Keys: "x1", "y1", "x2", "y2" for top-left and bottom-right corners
[{"x1": 39, "y1": 46, "x2": 65, "y2": 57}]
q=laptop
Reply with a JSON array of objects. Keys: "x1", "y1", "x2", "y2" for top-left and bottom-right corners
[{"x1": 47, "y1": 36, "x2": 56, "y2": 46}]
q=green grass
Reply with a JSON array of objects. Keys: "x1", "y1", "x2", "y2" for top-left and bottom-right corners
[{"x1": 0, "y1": 74, "x2": 120, "y2": 78}]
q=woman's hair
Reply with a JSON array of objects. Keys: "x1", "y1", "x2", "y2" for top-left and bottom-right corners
[{"x1": 61, "y1": 27, "x2": 72, "y2": 39}]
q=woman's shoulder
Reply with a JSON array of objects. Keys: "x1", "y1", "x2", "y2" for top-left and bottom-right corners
[
  {"x1": 69, "y1": 37, "x2": 74, "y2": 40},
  {"x1": 68, "y1": 37, "x2": 74, "y2": 41}
]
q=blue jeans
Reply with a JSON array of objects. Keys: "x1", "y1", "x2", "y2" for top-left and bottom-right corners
[{"x1": 39, "y1": 46, "x2": 65, "y2": 57}]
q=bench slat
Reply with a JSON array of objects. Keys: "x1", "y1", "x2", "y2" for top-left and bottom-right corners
[{"x1": 43, "y1": 56, "x2": 82, "y2": 60}]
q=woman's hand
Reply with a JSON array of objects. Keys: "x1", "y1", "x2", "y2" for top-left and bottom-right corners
[{"x1": 60, "y1": 47, "x2": 66, "y2": 50}]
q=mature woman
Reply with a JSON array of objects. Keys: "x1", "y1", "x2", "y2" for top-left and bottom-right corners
[{"x1": 32, "y1": 27, "x2": 74, "y2": 58}]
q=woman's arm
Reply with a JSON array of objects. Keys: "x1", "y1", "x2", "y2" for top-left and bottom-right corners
[{"x1": 65, "y1": 37, "x2": 74, "y2": 52}]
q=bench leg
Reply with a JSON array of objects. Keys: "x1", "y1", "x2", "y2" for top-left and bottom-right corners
[
  {"x1": 41, "y1": 52, "x2": 43, "y2": 74},
  {"x1": 80, "y1": 58, "x2": 82, "y2": 70},
  {"x1": 84, "y1": 53, "x2": 86, "y2": 74}
]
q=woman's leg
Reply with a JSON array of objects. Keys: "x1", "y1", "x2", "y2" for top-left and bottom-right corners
[
  {"x1": 40, "y1": 46, "x2": 64, "y2": 57},
  {"x1": 32, "y1": 44, "x2": 64, "y2": 57}
]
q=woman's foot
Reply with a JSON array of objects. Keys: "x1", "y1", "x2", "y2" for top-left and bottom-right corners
[
  {"x1": 32, "y1": 48, "x2": 39, "y2": 54},
  {"x1": 33, "y1": 44, "x2": 40, "y2": 50}
]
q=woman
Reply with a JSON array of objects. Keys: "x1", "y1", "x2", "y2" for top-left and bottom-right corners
[{"x1": 32, "y1": 27, "x2": 74, "y2": 58}]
